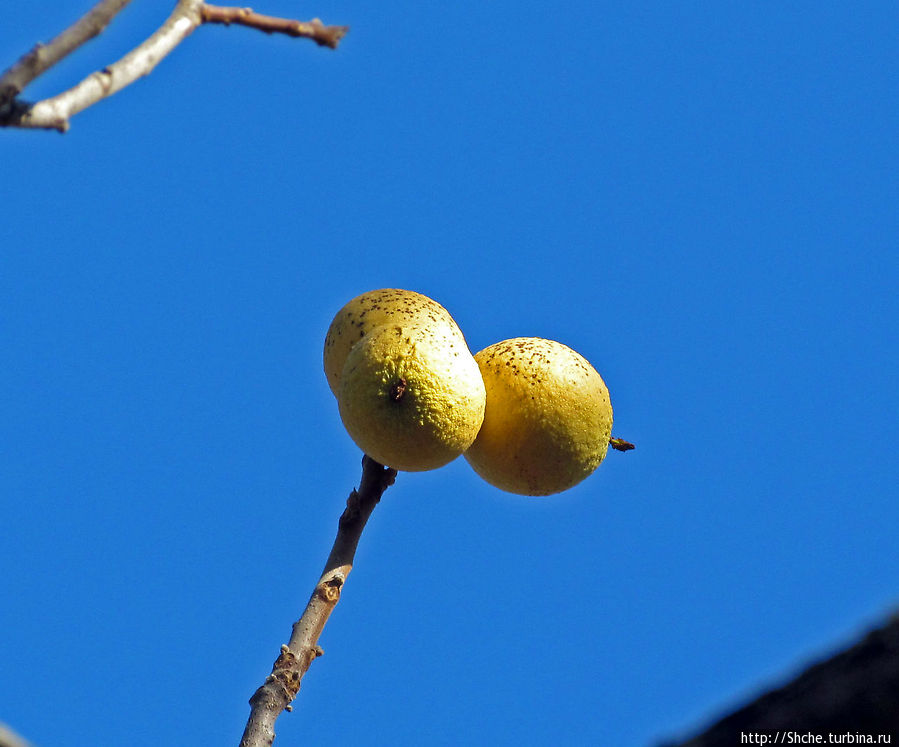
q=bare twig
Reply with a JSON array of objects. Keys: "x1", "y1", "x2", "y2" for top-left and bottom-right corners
[
  {"x1": 1, "y1": 0, "x2": 205, "y2": 131},
  {"x1": 239, "y1": 456, "x2": 397, "y2": 747},
  {"x1": 200, "y1": 6, "x2": 348, "y2": 48},
  {"x1": 0, "y1": 0, "x2": 132, "y2": 110},
  {"x1": 0, "y1": 1, "x2": 348, "y2": 132}
]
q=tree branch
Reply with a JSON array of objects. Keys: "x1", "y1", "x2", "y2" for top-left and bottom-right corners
[
  {"x1": 239, "y1": 456, "x2": 397, "y2": 747},
  {"x1": 200, "y1": 6, "x2": 348, "y2": 48},
  {"x1": 0, "y1": 0, "x2": 132, "y2": 110},
  {"x1": 1, "y1": 0, "x2": 205, "y2": 132},
  {"x1": 0, "y1": 1, "x2": 348, "y2": 132}
]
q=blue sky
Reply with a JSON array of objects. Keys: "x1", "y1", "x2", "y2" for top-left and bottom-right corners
[{"x1": 2, "y1": 2, "x2": 897, "y2": 745}]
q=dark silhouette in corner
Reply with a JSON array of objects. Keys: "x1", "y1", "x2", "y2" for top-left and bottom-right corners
[{"x1": 663, "y1": 614, "x2": 899, "y2": 745}]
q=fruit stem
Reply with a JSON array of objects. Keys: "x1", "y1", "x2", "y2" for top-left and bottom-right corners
[
  {"x1": 609, "y1": 437, "x2": 635, "y2": 452},
  {"x1": 239, "y1": 456, "x2": 396, "y2": 746}
]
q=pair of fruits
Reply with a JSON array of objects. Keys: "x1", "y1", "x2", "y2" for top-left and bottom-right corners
[{"x1": 323, "y1": 289, "x2": 615, "y2": 496}]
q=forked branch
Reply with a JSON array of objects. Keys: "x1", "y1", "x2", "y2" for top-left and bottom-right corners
[
  {"x1": 0, "y1": 1, "x2": 348, "y2": 132},
  {"x1": 0, "y1": 0, "x2": 132, "y2": 109},
  {"x1": 239, "y1": 456, "x2": 396, "y2": 747}
]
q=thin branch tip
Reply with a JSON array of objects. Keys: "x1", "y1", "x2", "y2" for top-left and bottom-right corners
[{"x1": 200, "y1": 6, "x2": 349, "y2": 48}]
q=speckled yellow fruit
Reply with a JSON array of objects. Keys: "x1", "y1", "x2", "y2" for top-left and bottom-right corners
[
  {"x1": 464, "y1": 338, "x2": 613, "y2": 496},
  {"x1": 338, "y1": 324, "x2": 486, "y2": 471},
  {"x1": 323, "y1": 289, "x2": 467, "y2": 397}
]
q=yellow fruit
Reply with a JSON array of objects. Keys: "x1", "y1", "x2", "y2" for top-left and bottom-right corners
[
  {"x1": 338, "y1": 324, "x2": 486, "y2": 471},
  {"x1": 464, "y1": 338, "x2": 613, "y2": 496},
  {"x1": 323, "y1": 289, "x2": 467, "y2": 397}
]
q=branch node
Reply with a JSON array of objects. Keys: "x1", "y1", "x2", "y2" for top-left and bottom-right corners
[{"x1": 317, "y1": 573, "x2": 345, "y2": 603}]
